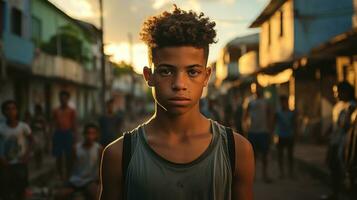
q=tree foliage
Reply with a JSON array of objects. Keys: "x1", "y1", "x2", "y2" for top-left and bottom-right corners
[
  {"x1": 41, "y1": 25, "x2": 91, "y2": 64},
  {"x1": 112, "y1": 61, "x2": 134, "y2": 77}
]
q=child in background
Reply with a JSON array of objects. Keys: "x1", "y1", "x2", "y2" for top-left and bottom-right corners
[
  {"x1": 31, "y1": 104, "x2": 48, "y2": 168},
  {"x1": 0, "y1": 100, "x2": 33, "y2": 200},
  {"x1": 55, "y1": 123, "x2": 102, "y2": 200}
]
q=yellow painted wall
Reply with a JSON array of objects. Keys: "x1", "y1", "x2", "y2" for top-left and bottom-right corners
[
  {"x1": 336, "y1": 56, "x2": 357, "y2": 96},
  {"x1": 239, "y1": 51, "x2": 258, "y2": 75},
  {"x1": 259, "y1": 0, "x2": 294, "y2": 67}
]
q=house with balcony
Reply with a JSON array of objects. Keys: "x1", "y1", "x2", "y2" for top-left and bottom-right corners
[
  {"x1": 250, "y1": 0, "x2": 355, "y2": 141},
  {"x1": 30, "y1": 0, "x2": 103, "y2": 120},
  {"x1": 216, "y1": 33, "x2": 259, "y2": 90}
]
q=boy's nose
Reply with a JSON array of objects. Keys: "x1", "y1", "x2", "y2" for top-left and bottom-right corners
[{"x1": 171, "y1": 72, "x2": 187, "y2": 91}]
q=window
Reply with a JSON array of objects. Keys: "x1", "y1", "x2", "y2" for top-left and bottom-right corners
[
  {"x1": 279, "y1": 10, "x2": 284, "y2": 37},
  {"x1": 11, "y1": 7, "x2": 22, "y2": 36},
  {"x1": 31, "y1": 16, "x2": 42, "y2": 46},
  {"x1": 0, "y1": 1, "x2": 4, "y2": 38}
]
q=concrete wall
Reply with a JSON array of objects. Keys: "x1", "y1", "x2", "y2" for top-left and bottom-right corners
[
  {"x1": 259, "y1": 0, "x2": 294, "y2": 67},
  {"x1": 239, "y1": 51, "x2": 258, "y2": 75},
  {"x1": 3, "y1": 0, "x2": 34, "y2": 66}
]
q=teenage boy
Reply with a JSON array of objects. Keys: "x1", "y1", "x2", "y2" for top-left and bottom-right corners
[
  {"x1": 52, "y1": 90, "x2": 77, "y2": 181},
  {"x1": 100, "y1": 5, "x2": 254, "y2": 200},
  {"x1": 0, "y1": 100, "x2": 33, "y2": 200}
]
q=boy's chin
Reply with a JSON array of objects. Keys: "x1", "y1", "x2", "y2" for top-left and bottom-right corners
[{"x1": 163, "y1": 106, "x2": 192, "y2": 116}]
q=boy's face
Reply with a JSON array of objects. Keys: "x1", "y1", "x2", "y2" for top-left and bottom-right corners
[
  {"x1": 85, "y1": 127, "x2": 98, "y2": 143},
  {"x1": 5, "y1": 103, "x2": 18, "y2": 121},
  {"x1": 144, "y1": 46, "x2": 211, "y2": 115}
]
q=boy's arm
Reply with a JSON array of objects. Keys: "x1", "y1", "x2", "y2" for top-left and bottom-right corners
[
  {"x1": 99, "y1": 137, "x2": 123, "y2": 200},
  {"x1": 232, "y1": 132, "x2": 255, "y2": 200}
]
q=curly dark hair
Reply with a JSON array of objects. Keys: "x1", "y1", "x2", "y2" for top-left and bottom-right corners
[{"x1": 140, "y1": 5, "x2": 217, "y2": 62}]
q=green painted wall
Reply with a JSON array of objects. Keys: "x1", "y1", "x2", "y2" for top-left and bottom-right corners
[{"x1": 31, "y1": 0, "x2": 94, "y2": 70}]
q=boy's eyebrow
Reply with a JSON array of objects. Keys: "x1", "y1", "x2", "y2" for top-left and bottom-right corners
[
  {"x1": 156, "y1": 64, "x2": 204, "y2": 68},
  {"x1": 186, "y1": 64, "x2": 204, "y2": 68}
]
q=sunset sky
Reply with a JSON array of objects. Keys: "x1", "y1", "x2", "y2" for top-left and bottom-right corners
[{"x1": 49, "y1": 0, "x2": 269, "y2": 73}]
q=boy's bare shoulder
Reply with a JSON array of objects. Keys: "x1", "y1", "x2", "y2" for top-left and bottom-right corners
[
  {"x1": 233, "y1": 132, "x2": 252, "y2": 152},
  {"x1": 102, "y1": 136, "x2": 124, "y2": 167},
  {"x1": 232, "y1": 132, "x2": 253, "y2": 163}
]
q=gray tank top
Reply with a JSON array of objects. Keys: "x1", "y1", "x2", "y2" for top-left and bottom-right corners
[{"x1": 125, "y1": 120, "x2": 232, "y2": 200}]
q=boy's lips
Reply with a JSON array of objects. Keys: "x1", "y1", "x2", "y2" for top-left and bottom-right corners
[
  {"x1": 169, "y1": 96, "x2": 190, "y2": 100},
  {"x1": 167, "y1": 97, "x2": 191, "y2": 106}
]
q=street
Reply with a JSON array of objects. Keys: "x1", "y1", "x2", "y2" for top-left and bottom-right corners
[{"x1": 253, "y1": 155, "x2": 330, "y2": 200}]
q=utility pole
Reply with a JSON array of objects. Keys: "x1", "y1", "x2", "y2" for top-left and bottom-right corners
[
  {"x1": 99, "y1": 0, "x2": 106, "y2": 112},
  {"x1": 128, "y1": 32, "x2": 133, "y2": 66}
]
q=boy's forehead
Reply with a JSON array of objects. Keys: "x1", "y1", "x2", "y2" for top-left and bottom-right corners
[{"x1": 152, "y1": 46, "x2": 206, "y2": 65}]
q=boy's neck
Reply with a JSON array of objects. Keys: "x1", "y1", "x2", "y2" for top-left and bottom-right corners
[{"x1": 149, "y1": 104, "x2": 209, "y2": 136}]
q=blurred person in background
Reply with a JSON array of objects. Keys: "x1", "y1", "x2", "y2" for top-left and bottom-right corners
[
  {"x1": 322, "y1": 81, "x2": 356, "y2": 200},
  {"x1": 31, "y1": 104, "x2": 48, "y2": 168},
  {"x1": 0, "y1": 100, "x2": 33, "y2": 200},
  {"x1": 344, "y1": 109, "x2": 357, "y2": 200},
  {"x1": 233, "y1": 94, "x2": 244, "y2": 135},
  {"x1": 55, "y1": 123, "x2": 102, "y2": 200},
  {"x1": 52, "y1": 90, "x2": 77, "y2": 181},
  {"x1": 243, "y1": 82, "x2": 273, "y2": 183},
  {"x1": 224, "y1": 95, "x2": 234, "y2": 127},
  {"x1": 275, "y1": 95, "x2": 296, "y2": 179},
  {"x1": 208, "y1": 98, "x2": 221, "y2": 122},
  {"x1": 98, "y1": 99, "x2": 123, "y2": 147}
]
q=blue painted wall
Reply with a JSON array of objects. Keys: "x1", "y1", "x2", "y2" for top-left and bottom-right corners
[
  {"x1": 294, "y1": 0, "x2": 354, "y2": 56},
  {"x1": 2, "y1": 0, "x2": 34, "y2": 66}
]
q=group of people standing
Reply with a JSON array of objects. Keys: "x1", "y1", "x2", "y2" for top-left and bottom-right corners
[
  {"x1": 0, "y1": 90, "x2": 124, "y2": 200},
  {"x1": 203, "y1": 83, "x2": 296, "y2": 184},
  {"x1": 240, "y1": 83, "x2": 296, "y2": 183},
  {"x1": 208, "y1": 80, "x2": 357, "y2": 199}
]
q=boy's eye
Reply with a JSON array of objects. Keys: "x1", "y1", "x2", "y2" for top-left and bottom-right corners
[
  {"x1": 188, "y1": 69, "x2": 201, "y2": 77},
  {"x1": 157, "y1": 68, "x2": 173, "y2": 76}
]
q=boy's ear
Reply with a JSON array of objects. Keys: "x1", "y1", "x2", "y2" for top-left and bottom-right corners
[
  {"x1": 203, "y1": 67, "x2": 212, "y2": 87},
  {"x1": 143, "y1": 66, "x2": 154, "y2": 87}
]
